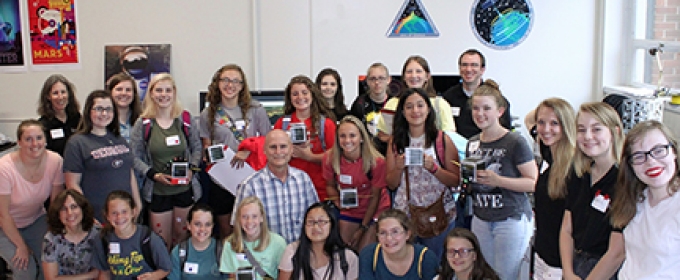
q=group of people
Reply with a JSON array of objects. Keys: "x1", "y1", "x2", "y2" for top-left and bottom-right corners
[{"x1": 0, "y1": 47, "x2": 677, "y2": 280}]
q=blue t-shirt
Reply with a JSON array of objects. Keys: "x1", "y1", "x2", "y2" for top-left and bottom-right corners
[
  {"x1": 358, "y1": 243, "x2": 438, "y2": 280},
  {"x1": 168, "y1": 238, "x2": 223, "y2": 280}
]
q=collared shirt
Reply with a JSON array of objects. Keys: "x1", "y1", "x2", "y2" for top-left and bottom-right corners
[{"x1": 234, "y1": 165, "x2": 319, "y2": 243}]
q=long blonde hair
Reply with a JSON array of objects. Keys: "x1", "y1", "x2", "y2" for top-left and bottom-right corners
[
  {"x1": 227, "y1": 196, "x2": 271, "y2": 252},
  {"x1": 534, "y1": 98, "x2": 576, "y2": 199},
  {"x1": 140, "y1": 73, "x2": 184, "y2": 119},
  {"x1": 573, "y1": 102, "x2": 624, "y2": 177},
  {"x1": 329, "y1": 115, "x2": 383, "y2": 175}
]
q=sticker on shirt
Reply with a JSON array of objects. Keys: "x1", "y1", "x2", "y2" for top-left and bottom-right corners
[
  {"x1": 338, "y1": 174, "x2": 352, "y2": 185},
  {"x1": 468, "y1": 140, "x2": 480, "y2": 153},
  {"x1": 591, "y1": 191, "x2": 610, "y2": 213},
  {"x1": 451, "y1": 107, "x2": 461, "y2": 117},
  {"x1": 539, "y1": 160, "x2": 550, "y2": 174},
  {"x1": 109, "y1": 242, "x2": 120, "y2": 254},
  {"x1": 234, "y1": 120, "x2": 246, "y2": 130},
  {"x1": 184, "y1": 262, "x2": 199, "y2": 274},
  {"x1": 50, "y1": 128, "x2": 65, "y2": 139},
  {"x1": 236, "y1": 253, "x2": 247, "y2": 262},
  {"x1": 166, "y1": 135, "x2": 181, "y2": 146}
]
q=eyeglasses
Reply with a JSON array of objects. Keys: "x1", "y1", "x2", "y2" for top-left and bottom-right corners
[
  {"x1": 305, "y1": 220, "x2": 330, "y2": 227},
  {"x1": 92, "y1": 106, "x2": 114, "y2": 113},
  {"x1": 377, "y1": 229, "x2": 405, "y2": 239},
  {"x1": 446, "y1": 248, "x2": 475, "y2": 258},
  {"x1": 219, "y1": 78, "x2": 244, "y2": 85},
  {"x1": 367, "y1": 76, "x2": 388, "y2": 83},
  {"x1": 628, "y1": 144, "x2": 673, "y2": 165}
]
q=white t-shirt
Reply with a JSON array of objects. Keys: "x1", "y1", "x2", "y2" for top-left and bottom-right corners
[{"x1": 619, "y1": 188, "x2": 680, "y2": 279}]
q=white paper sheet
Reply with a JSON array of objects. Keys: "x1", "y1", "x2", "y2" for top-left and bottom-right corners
[{"x1": 207, "y1": 149, "x2": 256, "y2": 195}]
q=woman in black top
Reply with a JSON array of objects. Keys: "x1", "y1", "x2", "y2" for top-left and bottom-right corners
[{"x1": 37, "y1": 74, "x2": 81, "y2": 156}]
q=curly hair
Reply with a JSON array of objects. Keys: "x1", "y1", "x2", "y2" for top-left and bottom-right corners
[
  {"x1": 205, "y1": 64, "x2": 253, "y2": 141},
  {"x1": 283, "y1": 75, "x2": 333, "y2": 135},
  {"x1": 47, "y1": 189, "x2": 95, "y2": 235}
]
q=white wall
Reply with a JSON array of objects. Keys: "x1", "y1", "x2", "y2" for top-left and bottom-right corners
[{"x1": 0, "y1": 0, "x2": 611, "y2": 136}]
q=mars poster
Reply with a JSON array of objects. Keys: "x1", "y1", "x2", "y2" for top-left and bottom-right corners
[{"x1": 27, "y1": 0, "x2": 79, "y2": 66}]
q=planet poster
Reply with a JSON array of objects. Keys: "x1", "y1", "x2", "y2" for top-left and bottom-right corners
[
  {"x1": 471, "y1": 0, "x2": 533, "y2": 50},
  {"x1": 387, "y1": 0, "x2": 439, "y2": 37},
  {"x1": 27, "y1": 0, "x2": 79, "y2": 66},
  {"x1": 0, "y1": 0, "x2": 26, "y2": 71}
]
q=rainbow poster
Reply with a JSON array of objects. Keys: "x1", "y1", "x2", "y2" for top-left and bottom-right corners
[
  {"x1": 387, "y1": 0, "x2": 439, "y2": 37},
  {"x1": 27, "y1": 0, "x2": 79, "y2": 67}
]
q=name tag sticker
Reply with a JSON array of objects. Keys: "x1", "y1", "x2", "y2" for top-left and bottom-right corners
[
  {"x1": 109, "y1": 242, "x2": 120, "y2": 254},
  {"x1": 184, "y1": 262, "x2": 199, "y2": 274},
  {"x1": 468, "y1": 140, "x2": 480, "y2": 153},
  {"x1": 234, "y1": 120, "x2": 246, "y2": 130},
  {"x1": 451, "y1": 107, "x2": 461, "y2": 117},
  {"x1": 591, "y1": 193, "x2": 610, "y2": 213},
  {"x1": 540, "y1": 161, "x2": 550, "y2": 174},
  {"x1": 166, "y1": 135, "x2": 180, "y2": 146},
  {"x1": 50, "y1": 128, "x2": 65, "y2": 139},
  {"x1": 338, "y1": 174, "x2": 352, "y2": 184}
]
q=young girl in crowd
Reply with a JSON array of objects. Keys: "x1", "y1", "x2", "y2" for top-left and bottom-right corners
[
  {"x1": 315, "y1": 68, "x2": 349, "y2": 121},
  {"x1": 376, "y1": 55, "x2": 455, "y2": 143},
  {"x1": 37, "y1": 74, "x2": 81, "y2": 156},
  {"x1": 64, "y1": 90, "x2": 141, "y2": 224},
  {"x1": 131, "y1": 73, "x2": 202, "y2": 249},
  {"x1": 42, "y1": 189, "x2": 99, "y2": 279},
  {"x1": 220, "y1": 196, "x2": 286, "y2": 279},
  {"x1": 107, "y1": 73, "x2": 142, "y2": 143},
  {"x1": 559, "y1": 102, "x2": 623, "y2": 280},
  {"x1": 435, "y1": 228, "x2": 499, "y2": 280},
  {"x1": 349, "y1": 63, "x2": 392, "y2": 155},
  {"x1": 274, "y1": 75, "x2": 336, "y2": 201},
  {"x1": 610, "y1": 120, "x2": 680, "y2": 279},
  {"x1": 278, "y1": 202, "x2": 358, "y2": 280},
  {"x1": 168, "y1": 203, "x2": 223, "y2": 280},
  {"x1": 323, "y1": 115, "x2": 390, "y2": 251},
  {"x1": 385, "y1": 88, "x2": 460, "y2": 258},
  {"x1": 91, "y1": 190, "x2": 171, "y2": 279},
  {"x1": 531, "y1": 98, "x2": 577, "y2": 279},
  {"x1": 358, "y1": 209, "x2": 438, "y2": 280},
  {"x1": 200, "y1": 64, "x2": 271, "y2": 239},
  {"x1": 467, "y1": 80, "x2": 537, "y2": 280},
  {"x1": 0, "y1": 120, "x2": 64, "y2": 280}
]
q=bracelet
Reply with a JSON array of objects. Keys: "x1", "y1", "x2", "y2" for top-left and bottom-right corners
[
  {"x1": 428, "y1": 164, "x2": 439, "y2": 174},
  {"x1": 359, "y1": 224, "x2": 369, "y2": 231}
]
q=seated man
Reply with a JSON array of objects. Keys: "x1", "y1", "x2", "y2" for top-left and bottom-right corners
[{"x1": 233, "y1": 129, "x2": 319, "y2": 243}]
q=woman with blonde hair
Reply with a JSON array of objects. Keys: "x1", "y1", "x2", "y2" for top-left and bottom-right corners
[
  {"x1": 323, "y1": 115, "x2": 390, "y2": 252},
  {"x1": 220, "y1": 196, "x2": 286, "y2": 279},
  {"x1": 559, "y1": 102, "x2": 624, "y2": 280},
  {"x1": 608, "y1": 120, "x2": 680, "y2": 279},
  {"x1": 531, "y1": 98, "x2": 577, "y2": 279},
  {"x1": 131, "y1": 73, "x2": 202, "y2": 249}
]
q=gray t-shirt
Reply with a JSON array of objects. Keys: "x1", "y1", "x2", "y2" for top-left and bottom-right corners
[
  {"x1": 466, "y1": 132, "x2": 534, "y2": 221},
  {"x1": 63, "y1": 132, "x2": 134, "y2": 222},
  {"x1": 199, "y1": 101, "x2": 271, "y2": 151},
  {"x1": 91, "y1": 226, "x2": 172, "y2": 279}
]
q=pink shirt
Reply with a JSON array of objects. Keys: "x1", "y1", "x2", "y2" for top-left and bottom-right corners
[{"x1": 0, "y1": 151, "x2": 64, "y2": 228}]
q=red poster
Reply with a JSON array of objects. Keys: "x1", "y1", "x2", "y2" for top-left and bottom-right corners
[{"x1": 27, "y1": 0, "x2": 78, "y2": 65}]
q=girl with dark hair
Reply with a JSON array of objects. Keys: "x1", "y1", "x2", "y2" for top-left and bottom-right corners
[
  {"x1": 168, "y1": 203, "x2": 223, "y2": 280},
  {"x1": 559, "y1": 102, "x2": 624, "y2": 280},
  {"x1": 199, "y1": 64, "x2": 271, "y2": 239},
  {"x1": 220, "y1": 196, "x2": 286, "y2": 279},
  {"x1": 42, "y1": 189, "x2": 99, "y2": 279},
  {"x1": 467, "y1": 80, "x2": 537, "y2": 280},
  {"x1": 435, "y1": 228, "x2": 499, "y2": 280},
  {"x1": 274, "y1": 75, "x2": 336, "y2": 201},
  {"x1": 63, "y1": 90, "x2": 141, "y2": 223},
  {"x1": 358, "y1": 209, "x2": 438, "y2": 279},
  {"x1": 609, "y1": 121, "x2": 679, "y2": 279},
  {"x1": 323, "y1": 115, "x2": 390, "y2": 252},
  {"x1": 37, "y1": 74, "x2": 81, "y2": 156},
  {"x1": 385, "y1": 88, "x2": 460, "y2": 258},
  {"x1": 315, "y1": 68, "x2": 349, "y2": 122},
  {"x1": 91, "y1": 190, "x2": 171, "y2": 279},
  {"x1": 107, "y1": 72, "x2": 142, "y2": 143},
  {"x1": 0, "y1": 120, "x2": 64, "y2": 280},
  {"x1": 278, "y1": 202, "x2": 358, "y2": 279}
]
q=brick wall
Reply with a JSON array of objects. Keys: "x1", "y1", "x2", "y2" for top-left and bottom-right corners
[{"x1": 651, "y1": 0, "x2": 680, "y2": 89}]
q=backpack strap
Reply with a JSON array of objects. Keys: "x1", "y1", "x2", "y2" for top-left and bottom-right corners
[
  {"x1": 435, "y1": 130, "x2": 446, "y2": 168},
  {"x1": 372, "y1": 244, "x2": 381, "y2": 273},
  {"x1": 338, "y1": 248, "x2": 348, "y2": 278},
  {"x1": 142, "y1": 118, "x2": 153, "y2": 142},
  {"x1": 140, "y1": 225, "x2": 157, "y2": 271},
  {"x1": 214, "y1": 238, "x2": 224, "y2": 267},
  {"x1": 180, "y1": 110, "x2": 191, "y2": 139},
  {"x1": 178, "y1": 239, "x2": 189, "y2": 272},
  {"x1": 282, "y1": 115, "x2": 291, "y2": 131},
  {"x1": 320, "y1": 115, "x2": 326, "y2": 151},
  {"x1": 418, "y1": 247, "x2": 428, "y2": 279}
]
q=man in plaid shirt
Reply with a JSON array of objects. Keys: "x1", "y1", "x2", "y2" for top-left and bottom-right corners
[{"x1": 233, "y1": 129, "x2": 319, "y2": 243}]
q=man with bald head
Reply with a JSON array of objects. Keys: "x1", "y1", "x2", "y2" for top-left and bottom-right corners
[{"x1": 233, "y1": 129, "x2": 319, "y2": 243}]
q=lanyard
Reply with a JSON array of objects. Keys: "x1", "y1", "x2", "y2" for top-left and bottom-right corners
[{"x1": 217, "y1": 107, "x2": 245, "y2": 141}]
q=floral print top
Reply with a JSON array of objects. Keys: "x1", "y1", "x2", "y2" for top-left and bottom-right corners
[{"x1": 42, "y1": 226, "x2": 100, "y2": 275}]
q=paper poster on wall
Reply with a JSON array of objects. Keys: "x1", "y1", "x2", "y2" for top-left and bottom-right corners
[
  {"x1": 27, "y1": 0, "x2": 79, "y2": 68},
  {"x1": 470, "y1": 0, "x2": 533, "y2": 50},
  {"x1": 104, "y1": 44, "x2": 171, "y2": 100},
  {"x1": 0, "y1": 0, "x2": 26, "y2": 72},
  {"x1": 387, "y1": 0, "x2": 439, "y2": 37}
]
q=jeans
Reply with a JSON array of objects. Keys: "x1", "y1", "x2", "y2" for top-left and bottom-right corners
[
  {"x1": 0, "y1": 214, "x2": 47, "y2": 280},
  {"x1": 472, "y1": 214, "x2": 532, "y2": 280},
  {"x1": 414, "y1": 221, "x2": 455, "y2": 259}
]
